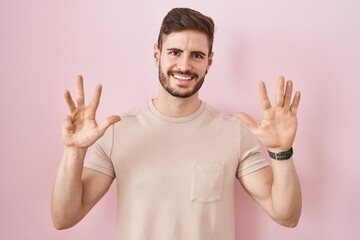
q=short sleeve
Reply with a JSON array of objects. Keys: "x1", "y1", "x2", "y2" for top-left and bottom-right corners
[
  {"x1": 84, "y1": 125, "x2": 116, "y2": 178},
  {"x1": 236, "y1": 118, "x2": 269, "y2": 179}
]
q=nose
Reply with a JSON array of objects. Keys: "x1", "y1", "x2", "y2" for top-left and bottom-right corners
[{"x1": 177, "y1": 55, "x2": 192, "y2": 72}]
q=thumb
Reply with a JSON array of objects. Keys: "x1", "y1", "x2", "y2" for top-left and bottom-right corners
[
  {"x1": 62, "y1": 115, "x2": 74, "y2": 146},
  {"x1": 237, "y1": 112, "x2": 258, "y2": 131},
  {"x1": 62, "y1": 115, "x2": 74, "y2": 133},
  {"x1": 98, "y1": 115, "x2": 121, "y2": 135}
]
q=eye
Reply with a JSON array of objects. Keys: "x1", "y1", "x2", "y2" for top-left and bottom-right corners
[
  {"x1": 169, "y1": 50, "x2": 180, "y2": 56},
  {"x1": 193, "y1": 53, "x2": 204, "y2": 59}
]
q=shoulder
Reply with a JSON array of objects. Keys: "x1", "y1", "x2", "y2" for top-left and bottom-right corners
[
  {"x1": 120, "y1": 103, "x2": 147, "y2": 119},
  {"x1": 114, "y1": 102, "x2": 150, "y2": 126},
  {"x1": 203, "y1": 103, "x2": 238, "y2": 122},
  {"x1": 111, "y1": 102, "x2": 154, "y2": 133},
  {"x1": 203, "y1": 103, "x2": 254, "y2": 136}
]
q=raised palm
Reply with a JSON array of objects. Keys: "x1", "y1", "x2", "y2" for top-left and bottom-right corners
[
  {"x1": 62, "y1": 75, "x2": 121, "y2": 148},
  {"x1": 238, "y1": 76, "x2": 301, "y2": 152}
]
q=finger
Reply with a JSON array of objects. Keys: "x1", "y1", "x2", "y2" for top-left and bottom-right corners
[
  {"x1": 283, "y1": 80, "x2": 293, "y2": 109},
  {"x1": 275, "y1": 76, "x2": 285, "y2": 107},
  {"x1": 88, "y1": 84, "x2": 102, "y2": 117},
  {"x1": 64, "y1": 90, "x2": 76, "y2": 113},
  {"x1": 259, "y1": 81, "x2": 272, "y2": 110},
  {"x1": 290, "y1": 91, "x2": 301, "y2": 114},
  {"x1": 238, "y1": 112, "x2": 258, "y2": 131},
  {"x1": 76, "y1": 75, "x2": 85, "y2": 107},
  {"x1": 98, "y1": 115, "x2": 121, "y2": 135}
]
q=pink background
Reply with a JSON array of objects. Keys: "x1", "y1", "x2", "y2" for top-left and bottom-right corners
[{"x1": 1, "y1": 0, "x2": 359, "y2": 239}]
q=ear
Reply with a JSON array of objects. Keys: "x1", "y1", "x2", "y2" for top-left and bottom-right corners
[
  {"x1": 154, "y1": 44, "x2": 160, "y2": 67},
  {"x1": 206, "y1": 52, "x2": 214, "y2": 73}
]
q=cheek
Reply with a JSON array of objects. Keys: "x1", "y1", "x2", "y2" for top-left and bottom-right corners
[
  {"x1": 161, "y1": 57, "x2": 176, "y2": 66},
  {"x1": 198, "y1": 63, "x2": 209, "y2": 74},
  {"x1": 159, "y1": 60, "x2": 174, "y2": 72}
]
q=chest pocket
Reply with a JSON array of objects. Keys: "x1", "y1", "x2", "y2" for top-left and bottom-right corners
[{"x1": 190, "y1": 162, "x2": 225, "y2": 203}]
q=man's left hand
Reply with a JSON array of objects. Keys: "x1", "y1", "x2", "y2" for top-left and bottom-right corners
[{"x1": 238, "y1": 76, "x2": 301, "y2": 153}]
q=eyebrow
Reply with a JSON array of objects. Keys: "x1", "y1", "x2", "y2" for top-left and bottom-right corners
[{"x1": 166, "y1": 48, "x2": 207, "y2": 57}]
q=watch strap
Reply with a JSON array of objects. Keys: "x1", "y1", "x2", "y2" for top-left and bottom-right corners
[{"x1": 268, "y1": 147, "x2": 293, "y2": 160}]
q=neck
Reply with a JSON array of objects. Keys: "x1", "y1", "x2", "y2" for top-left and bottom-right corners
[{"x1": 152, "y1": 89, "x2": 202, "y2": 117}]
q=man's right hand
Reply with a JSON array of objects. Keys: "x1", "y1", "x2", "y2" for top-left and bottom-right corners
[{"x1": 62, "y1": 75, "x2": 121, "y2": 148}]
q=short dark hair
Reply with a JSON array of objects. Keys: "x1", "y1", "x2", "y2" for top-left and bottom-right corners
[{"x1": 157, "y1": 8, "x2": 215, "y2": 54}]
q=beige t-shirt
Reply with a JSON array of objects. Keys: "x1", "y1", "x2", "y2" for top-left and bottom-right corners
[{"x1": 85, "y1": 100, "x2": 269, "y2": 240}]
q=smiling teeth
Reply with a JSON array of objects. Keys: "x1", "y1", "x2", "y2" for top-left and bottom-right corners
[{"x1": 173, "y1": 74, "x2": 193, "y2": 80}]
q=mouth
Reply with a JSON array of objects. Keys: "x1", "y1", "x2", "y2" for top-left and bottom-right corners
[
  {"x1": 172, "y1": 74, "x2": 194, "y2": 81},
  {"x1": 170, "y1": 72, "x2": 197, "y2": 81}
]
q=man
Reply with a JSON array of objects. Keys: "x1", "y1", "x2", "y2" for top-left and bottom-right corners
[{"x1": 51, "y1": 7, "x2": 302, "y2": 240}]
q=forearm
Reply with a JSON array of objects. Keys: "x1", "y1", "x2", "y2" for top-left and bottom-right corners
[
  {"x1": 270, "y1": 157, "x2": 302, "y2": 227},
  {"x1": 51, "y1": 147, "x2": 87, "y2": 229}
]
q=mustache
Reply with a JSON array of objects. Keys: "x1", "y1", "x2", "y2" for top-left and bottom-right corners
[{"x1": 168, "y1": 70, "x2": 198, "y2": 78}]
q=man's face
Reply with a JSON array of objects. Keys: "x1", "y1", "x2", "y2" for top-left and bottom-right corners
[{"x1": 154, "y1": 30, "x2": 213, "y2": 98}]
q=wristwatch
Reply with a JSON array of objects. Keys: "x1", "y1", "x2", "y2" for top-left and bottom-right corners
[{"x1": 268, "y1": 147, "x2": 293, "y2": 160}]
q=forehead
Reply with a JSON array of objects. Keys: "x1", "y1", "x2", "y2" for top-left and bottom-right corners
[{"x1": 161, "y1": 30, "x2": 209, "y2": 53}]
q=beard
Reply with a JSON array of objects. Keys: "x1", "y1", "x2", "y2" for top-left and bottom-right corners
[{"x1": 158, "y1": 65, "x2": 205, "y2": 99}]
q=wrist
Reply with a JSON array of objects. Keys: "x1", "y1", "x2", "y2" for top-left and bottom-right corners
[
  {"x1": 64, "y1": 146, "x2": 88, "y2": 156},
  {"x1": 60, "y1": 146, "x2": 88, "y2": 171}
]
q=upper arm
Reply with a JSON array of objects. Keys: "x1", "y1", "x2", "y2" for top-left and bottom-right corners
[
  {"x1": 79, "y1": 168, "x2": 114, "y2": 218},
  {"x1": 239, "y1": 163, "x2": 302, "y2": 227},
  {"x1": 239, "y1": 166, "x2": 275, "y2": 216}
]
